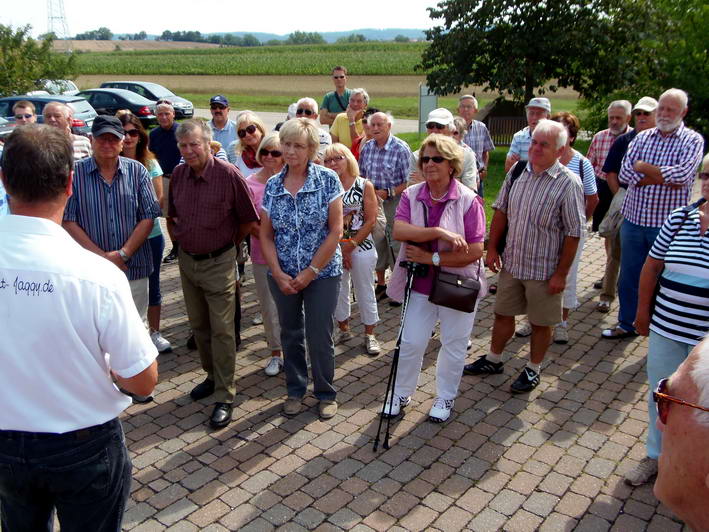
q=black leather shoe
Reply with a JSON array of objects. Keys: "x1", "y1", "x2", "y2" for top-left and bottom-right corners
[
  {"x1": 190, "y1": 379, "x2": 215, "y2": 400},
  {"x1": 163, "y1": 248, "x2": 179, "y2": 264},
  {"x1": 186, "y1": 334, "x2": 196, "y2": 350},
  {"x1": 210, "y1": 402, "x2": 233, "y2": 428}
]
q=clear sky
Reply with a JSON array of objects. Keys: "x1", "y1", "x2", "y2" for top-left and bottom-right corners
[{"x1": 3, "y1": 0, "x2": 439, "y2": 38}]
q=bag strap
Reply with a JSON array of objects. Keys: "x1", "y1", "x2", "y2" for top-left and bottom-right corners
[{"x1": 334, "y1": 92, "x2": 348, "y2": 112}]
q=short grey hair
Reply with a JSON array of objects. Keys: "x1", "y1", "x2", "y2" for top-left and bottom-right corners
[
  {"x1": 608, "y1": 100, "x2": 632, "y2": 115},
  {"x1": 459, "y1": 94, "x2": 478, "y2": 108},
  {"x1": 175, "y1": 119, "x2": 212, "y2": 144},
  {"x1": 453, "y1": 116, "x2": 467, "y2": 136},
  {"x1": 43, "y1": 101, "x2": 72, "y2": 119},
  {"x1": 533, "y1": 119, "x2": 568, "y2": 150},
  {"x1": 156, "y1": 102, "x2": 175, "y2": 113},
  {"x1": 350, "y1": 88, "x2": 369, "y2": 105},
  {"x1": 371, "y1": 111, "x2": 394, "y2": 127},
  {"x1": 690, "y1": 338, "x2": 709, "y2": 426},
  {"x1": 660, "y1": 88, "x2": 689, "y2": 110},
  {"x1": 296, "y1": 97, "x2": 318, "y2": 114}
]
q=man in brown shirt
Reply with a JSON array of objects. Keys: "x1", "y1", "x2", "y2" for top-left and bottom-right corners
[{"x1": 168, "y1": 119, "x2": 258, "y2": 429}]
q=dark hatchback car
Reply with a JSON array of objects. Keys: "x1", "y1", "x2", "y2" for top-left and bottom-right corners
[
  {"x1": 76, "y1": 88, "x2": 157, "y2": 128},
  {"x1": 0, "y1": 94, "x2": 97, "y2": 135},
  {"x1": 100, "y1": 81, "x2": 194, "y2": 118}
]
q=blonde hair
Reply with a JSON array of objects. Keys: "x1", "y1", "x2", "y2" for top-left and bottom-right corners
[
  {"x1": 323, "y1": 143, "x2": 359, "y2": 178},
  {"x1": 417, "y1": 134, "x2": 464, "y2": 178},
  {"x1": 233, "y1": 111, "x2": 267, "y2": 156},
  {"x1": 279, "y1": 118, "x2": 320, "y2": 161},
  {"x1": 255, "y1": 132, "x2": 282, "y2": 166}
]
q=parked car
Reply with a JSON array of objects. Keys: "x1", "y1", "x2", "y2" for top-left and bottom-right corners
[
  {"x1": 76, "y1": 88, "x2": 157, "y2": 128},
  {"x1": 0, "y1": 94, "x2": 97, "y2": 136},
  {"x1": 99, "y1": 81, "x2": 194, "y2": 118},
  {"x1": 0, "y1": 117, "x2": 15, "y2": 141},
  {"x1": 28, "y1": 79, "x2": 80, "y2": 96}
]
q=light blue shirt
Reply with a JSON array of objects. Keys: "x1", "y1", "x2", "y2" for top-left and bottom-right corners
[
  {"x1": 209, "y1": 119, "x2": 238, "y2": 148},
  {"x1": 508, "y1": 127, "x2": 532, "y2": 161}
]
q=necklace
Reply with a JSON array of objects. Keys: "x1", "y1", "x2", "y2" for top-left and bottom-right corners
[{"x1": 430, "y1": 190, "x2": 447, "y2": 202}]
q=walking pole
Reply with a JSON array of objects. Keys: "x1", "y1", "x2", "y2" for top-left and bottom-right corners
[{"x1": 373, "y1": 261, "x2": 417, "y2": 452}]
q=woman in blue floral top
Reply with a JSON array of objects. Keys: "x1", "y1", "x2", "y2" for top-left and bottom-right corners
[{"x1": 260, "y1": 119, "x2": 344, "y2": 420}]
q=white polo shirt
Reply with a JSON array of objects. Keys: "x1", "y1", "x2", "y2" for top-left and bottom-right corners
[{"x1": 0, "y1": 215, "x2": 158, "y2": 433}]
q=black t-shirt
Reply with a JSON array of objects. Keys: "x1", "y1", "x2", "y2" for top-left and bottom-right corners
[
  {"x1": 149, "y1": 123, "x2": 181, "y2": 176},
  {"x1": 601, "y1": 129, "x2": 639, "y2": 175}
]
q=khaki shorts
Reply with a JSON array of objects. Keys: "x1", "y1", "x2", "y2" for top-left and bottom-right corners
[{"x1": 494, "y1": 269, "x2": 562, "y2": 326}]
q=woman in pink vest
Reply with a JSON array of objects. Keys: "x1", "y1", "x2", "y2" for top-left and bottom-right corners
[{"x1": 383, "y1": 134, "x2": 487, "y2": 423}]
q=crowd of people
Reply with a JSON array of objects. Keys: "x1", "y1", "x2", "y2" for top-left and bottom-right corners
[{"x1": 0, "y1": 64, "x2": 708, "y2": 530}]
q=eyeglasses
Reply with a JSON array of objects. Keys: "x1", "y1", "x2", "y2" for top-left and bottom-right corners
[
  {"x1": 333, "y1": 75, "x2": 346, "y2": 79},
  {"x1": 654, "y1": 377, "x2": 709, "y2": 425},
  {"x1": 296, "y1": 108, "x2": 314, "y2": 116},
  {"x1": 426, "y1": 122, "x2": 447, "y2": 130},
  {"x1": 324, "y1": 155, "x2": 346, "y2": 165},
  {"x1": 124, "y1": 129, "x2": 140, "y2": 137},
  {"x1": 238, "y1": 124, "x2": 257, "y2": 138},
  {"x1": 634, "y1": 110, "x2": 651, "y2": 116},
  {"x1": 210, "y1": 104, "x2": 226, "y2": 110},
  {"x1": 15, "y1": 113, "x2": 33, "y2": 119},
  {"x1": 259, "y1": 148, "x2": 282, "y2": 158},
  {"x1": 421, "y1": 156, "x2": 446, "y2": 164}
]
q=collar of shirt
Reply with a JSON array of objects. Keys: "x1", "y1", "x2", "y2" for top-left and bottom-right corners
[
  {"x1": 270, "y1": 161, "x2": 324, "y2": 196},
  {"x1": 416, "y1": 177, "x2": 460, "y2": 207},
  {"x1": 650, "y1": 122, "x2": 686, "y2": 140},
  {"x1": 375, "y1": 134, "x2": 396, "y2": 151},
  {"x1": 526, "y1": 159, "x2": 564, "y2": 179},
  {"x1": 1, "y1": 214, "x2": 68, "y2": 239},
  {"x1": 186, "y1": 155, "x2": 215, "y2": 182},
  {"x1": 87, "y1": 156, "x2": 125, "y2": 184},
  {"x1": 209, "y1": 119, "x2": 233, "y2": 133}
]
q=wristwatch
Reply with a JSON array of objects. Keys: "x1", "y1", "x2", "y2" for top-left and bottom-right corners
[
  {"x1": 118, "y1": 249, "x2": 130, "y2": 262},
  {"x1": 431, "y1": 252, "x2": 440, "y2": 266}
]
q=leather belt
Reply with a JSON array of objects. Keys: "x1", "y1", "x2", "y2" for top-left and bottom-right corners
[{"x1": 183, "y1": 243, "x2": 234, "y2": 261}]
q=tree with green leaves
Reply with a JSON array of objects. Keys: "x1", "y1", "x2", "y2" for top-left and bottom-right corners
[
  {"x1": 336, "y1": 34, "x2": 367, "y2": 44},
  {"x1": 419, "y1": 0, "x2": 654, "y2": 103},
  {"x1": 75, "y1": 27, "x2": 113, "y2": 40},
  {"x1": 0, "y1": 25, "x2": 75, "y2": 97},
  {"x1": 285, "y1": 31, "x2": 326, "y2": 45}
]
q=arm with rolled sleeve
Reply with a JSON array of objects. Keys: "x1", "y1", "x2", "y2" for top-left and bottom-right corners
[{"x1": 657, "y1": 134, "x2": 704, "y2": 185}]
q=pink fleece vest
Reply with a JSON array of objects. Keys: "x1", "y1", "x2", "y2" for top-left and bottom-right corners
[{"x1": 387, "y1": 181, "x2": 487, "y2": 303}]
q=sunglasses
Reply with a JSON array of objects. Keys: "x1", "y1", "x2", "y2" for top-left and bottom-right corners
[
  {"x1": 324, "y1": 155, "x2": 346, "y2": 165},
  {"x1": 654, "y1": 377, "x2": 709, "y2": 425},
  {"x1": 238, "y1": 124, "x2": 257, "y2": 138},
  {"x1": 426, "y1": 122, "x2": 447, "y2": 130},
  {"x1": 634, "y1": 110, "x2": 651, "y2": 116},
  {"x1": 296, "y1": 108, "x2": 314, "y2": 116},
  {"x1": 259, "y1": 148, "x2": 282, "y2": 158},
  {"x1": 15, "y1": 113, "x2": 33, "y2": 119},
  {"x1": 421, "y1": 156, "x2": 446, "y2": 164},
  {"x1": 124, "y1": 129, "x2": 140, "y2": 137},
  {"x1": 210, "y1": 104, "x2": 226, "y2": 110},
  {"x1": 333, "y1": 75, "x2": 346, "y2": 79}
]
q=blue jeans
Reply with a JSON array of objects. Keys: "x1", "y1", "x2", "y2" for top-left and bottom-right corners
[
  {"x1": 268, "y1": 275, "x2": 340, "y2": 401},
  {"x1": 646, "y1": 331, "x2": 692, "y2": 459},
  {"x1": 617, "y1": 220, "x2": 661, "y2": 332},
  {"x1": 0, "y1": 418, "x2": 132, "y2": 532},
  {"x1": 148, "y1": 234, "x2": 165, "y2": 307}
]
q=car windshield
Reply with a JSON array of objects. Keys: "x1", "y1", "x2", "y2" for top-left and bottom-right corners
[
  {"x1": 70, "y1": 100, "x2": 95, "y2": 114},
  {"x1": 143, "y1": 83, "x2": 175, "y2": 98},
  {"x1": 118, "y1": 91, "x2": 154, "y2": 105}
]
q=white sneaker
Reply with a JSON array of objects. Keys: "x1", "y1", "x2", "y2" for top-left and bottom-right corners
[
  {"x1": 380, "y1": 395, "x2": 411, "y2": 418},
  {"x1": 252, "y1": 314, "x2": 263, "y2": 325},
  {"x1": 264, "y1": 357, "x2": 283, "y2": 376},
  {"x1": 554, "y1": 324, "x2": 569, "y2": 344},
  {"x1": 365, "y1": 334, "x2": 381, "y2": 356},
  {"x1": 515, "y1": 320, "x2": 532, "y2": 337},
  {"x1": 429, "y1": 397, "x2": 454, "y2": 423},
  {"x1": 333, "y1": 328, "x2": 353, "y2": 344},
  {"x1": 150, "y1": 331, "x2": 172, "y2": 353},
  {"x1": 624, "y1": 457, "x2": 658, "y2": 487}
]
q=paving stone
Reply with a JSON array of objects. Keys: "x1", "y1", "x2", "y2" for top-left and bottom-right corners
[
  {"x1": 488, "y1": 489, "x2": 526, "y2": 516},
  {"x1": 468, "y1": 508, "x2": 507, "y2": 532},
  {"x1": 504, "y1": 509, "x2": 544, "y2": 532}
]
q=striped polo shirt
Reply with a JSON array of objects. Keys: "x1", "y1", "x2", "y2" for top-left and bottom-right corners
[
  {"x1": 649, "y1": 203, "x2": 709, "y2": 345},
  {"x1": 64, "y1": 156, "x2": 161, "y2": 280}
]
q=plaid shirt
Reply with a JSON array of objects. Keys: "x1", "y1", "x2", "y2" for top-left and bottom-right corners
[
  {"x1": 359, "y1": 135, "x2": 412, "y2": 189},
  {"x1": 493, "y1": 161, "x2": 585, "y2": 280},
  {"x1": 169, "y1": 156, "x2": 258, "y2": 254},
  {"x1": 586, "y1": 127, "x2": 631, "y2": 180},
  {"x1": 463, "y1": 120, "x2": 495, "y2": 169},
  {"x1": 619, "y1": 123, "x2": 704, "y2": 227},
  {"x1": 64, "y1": 156, "x2": 161, "y2": 280}
]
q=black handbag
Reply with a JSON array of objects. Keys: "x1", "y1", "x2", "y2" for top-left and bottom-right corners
[{"x1": 420, "y1": 202, "x2": 481, "y2": 313}]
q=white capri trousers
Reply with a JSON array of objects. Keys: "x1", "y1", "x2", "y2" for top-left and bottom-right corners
[
  {"x1": 252, "y1": 263, "x2": 282, "y2": 351},
  {"x1": 335, "y1": 246, "x2": 379, "y2": 326},
  {"x1": 563, "y1": 229, "x2": 586, "y2": 310},
  {"x1": 393, "y1": 291, "x2": 478, "y2": 401},
  {"x1": 128, "y1": 277, "x2": 149, "y2": 321}
]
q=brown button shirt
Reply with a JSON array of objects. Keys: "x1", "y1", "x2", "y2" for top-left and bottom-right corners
[{"x1": 168, "y1": 156, "x2": 258, "y2": 254}]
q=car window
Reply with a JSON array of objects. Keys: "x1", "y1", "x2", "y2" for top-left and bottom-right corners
[
  {"x1": 120, "y1": 91, "x2": 153, "y2": 105},
  {"x1": 91, "y1": 93, "x2": 119, "y2": 107},
  {"x1": 130, "y1": 85, "x2": 148, "y2": 98},
  {"x1": 0, "y1": 102, "x2": 13, "y2": 117},
  {"x1": 70, "y1": 100, "x2": 95, "y2": 114},
  {"x1": 143, "y1": 83, "x2": 174, "y2": 99}
]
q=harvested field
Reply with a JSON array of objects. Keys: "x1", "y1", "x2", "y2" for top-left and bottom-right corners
[{"x1": 53, "y1": 40, "x2": 220, "y2": 52}]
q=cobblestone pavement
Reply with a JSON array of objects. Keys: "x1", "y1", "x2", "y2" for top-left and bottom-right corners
[{"x1": 120, "y1": 230, "x2": 690, "y2": 532}]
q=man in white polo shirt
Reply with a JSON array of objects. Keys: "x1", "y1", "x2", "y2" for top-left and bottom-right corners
[{"x1": 0, "y1": 124, "x2": 158, "y2": 532}]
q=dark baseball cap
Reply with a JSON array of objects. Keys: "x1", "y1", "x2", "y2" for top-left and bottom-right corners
[
  {"x1": 210, "y1": 95, "x2": 229, "y2": 107},
  {"x1": 91, "y1": 116, "x2": 124, "y2": 139}
]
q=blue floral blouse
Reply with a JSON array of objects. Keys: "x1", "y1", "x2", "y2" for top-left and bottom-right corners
[{"x1": 262, "y1": 162, "x2": 344, "y2": 279}]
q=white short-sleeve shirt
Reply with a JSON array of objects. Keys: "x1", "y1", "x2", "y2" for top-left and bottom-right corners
[{"x1": 0, "y1": 215, "x2": 158, "y2": 433}]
